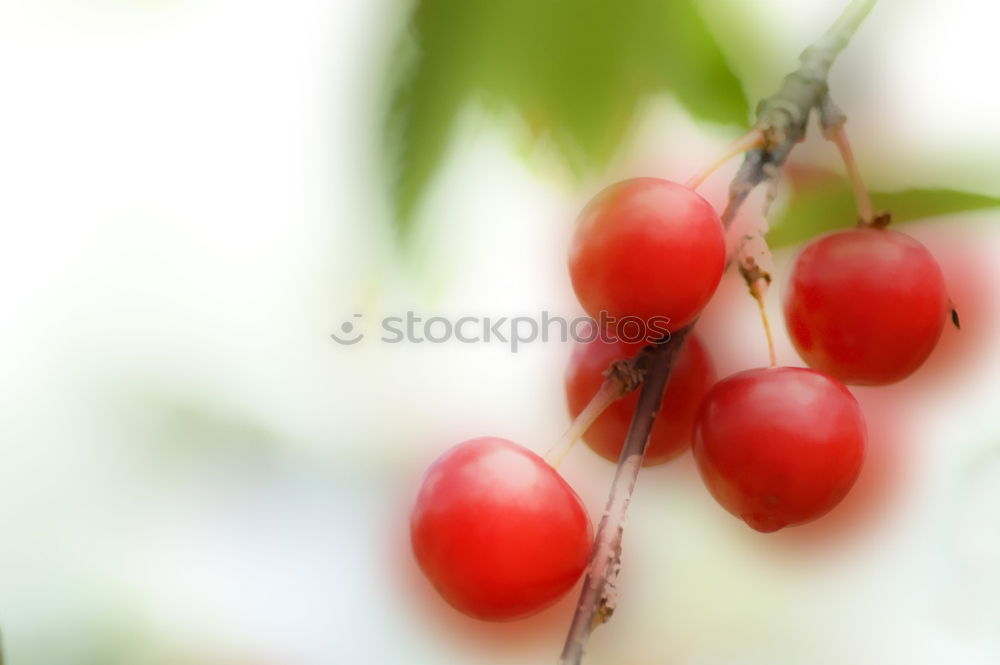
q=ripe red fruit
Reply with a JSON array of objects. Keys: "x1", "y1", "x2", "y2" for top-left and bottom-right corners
[
  {"x1": 565, "y1": 335, "x2": 715, "y2": 465},
  {"x1": 410, "y1": 437, "x2": 593, "y2": 621},
  {"x1": 783, "y1": 227, "x2": 949, "y2": 385},
  {"x1": 568, "y1": 178, "x2": 725, "y2": 337},
  {"x1": 693, "y1": 367, "x2": 866, "y2": 533}
]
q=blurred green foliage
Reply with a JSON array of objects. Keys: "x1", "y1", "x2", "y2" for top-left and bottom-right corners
[
  {"x1": 384, "y1": 0, "x2": 1000, "y2": 242},
  {"x1": 123, "y1": 388, "x2": 281, "y2": 466},
  {"x1": 770, "y1": 172, "x2": 1000, "y2": 248},
  {"x1": 385, "y1": 0, "x2": 749, "y2": 235}
]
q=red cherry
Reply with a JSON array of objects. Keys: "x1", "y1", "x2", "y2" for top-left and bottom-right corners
[
  {"x1": 410, "y1": 437, "x2": 593, "y2": 621},
  {"x1": 693, "y1": 367, "x2": 866, "y2": 532},
  {"x1": 568, "y1": 178, "x2": 725, "y2": 336},
  {"x1": 783, "y1": 228, "x2": 949, "y2": 385},
  {"x1": 564, "y1": 335, "x2": 716, "y2": 465}
]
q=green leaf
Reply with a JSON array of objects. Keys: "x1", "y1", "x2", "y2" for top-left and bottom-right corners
[
  {"x1": 384, "y1": 0, "x2": 749, "y2": 239},
  {"x1": 768, "y1": 172, "x2": 1000, "y2": 249},
  {"x1": 383, "y1": 0, "x2": 487, "y2": 234},
  {"x1": 654, "y1": 0, "x2": 749, "y2": 126}
]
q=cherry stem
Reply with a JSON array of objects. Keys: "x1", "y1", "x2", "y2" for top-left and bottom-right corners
[
  {"x1": 558, "y1": 0, "x2": 879, "y2": 662},
  {"x1": 546, "y1": 348, "x2": 657, "y2": 468},
  {"x1": 544, "y1": 381, "x2": 621, "y2": 468},
  {"x1": 685, "y1": 129, "x2": 766, "y2": 190},
  {"x1": 739, "y1": 254, "x2": 778, "y2": 366},
  {"x1": 827, "y1": 122, "x2": 876, "y2": 226},
  {"x1": 750, "y1": 278, "x2": 778, "y2": 367}
]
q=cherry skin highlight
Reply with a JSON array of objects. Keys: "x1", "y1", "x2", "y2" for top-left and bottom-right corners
[
  {"x1": 693, "y1": 367, "x2": 866, "y2": 533},
  {"x1": 783, "y1": 227, "x2": 949, "y2": 385},
  {"x1": 565, "y1": 335, "x2": 716, "y2": 465},
  {"x1": 410, "y1": 437, "x2": 593, "y2": 621},
  {"x1": 568, "y1": 178, "x2": 725, "y2": 336}
]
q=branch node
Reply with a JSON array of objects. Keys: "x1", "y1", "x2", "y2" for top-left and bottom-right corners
[
  {"x1": 819, "y1": 95, "x2": 847, "y2": 136},
  {"x1": 604, "y1": 347, "x2": 655, "y2": 394},
  {"x1": 739, "y1": 256, "x2": 772, "y2": 286}
]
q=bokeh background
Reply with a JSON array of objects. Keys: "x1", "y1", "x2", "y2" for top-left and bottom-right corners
[{"x1": 2, "y1": 0, "x2": 1000, "y2": 663}]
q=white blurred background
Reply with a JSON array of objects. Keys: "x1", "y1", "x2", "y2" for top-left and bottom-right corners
[{"x1": 1, "y1": 0, "x2": 999, "y2": 663}]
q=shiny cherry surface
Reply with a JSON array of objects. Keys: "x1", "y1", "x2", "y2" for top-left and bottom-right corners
[
  {"x1": 410, "y1": 437, "x2": 592, "y2": 621},
  {"x1": 694, "y1": 367, "x2": 866, "y2": 532},
  {"x1": 569, "y1": 178, "x2": 725, "y2": 335},
  {"x1": 784, "y1": 228, "x2": 949, "y2": 385}
]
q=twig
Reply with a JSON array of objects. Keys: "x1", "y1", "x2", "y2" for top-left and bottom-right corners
[
  {"x1": 557, "y1": 1, "x2": 878, "y2": 662},
  {"x1": 559, "y1": 329, "x2": 689, "y2": 665}
]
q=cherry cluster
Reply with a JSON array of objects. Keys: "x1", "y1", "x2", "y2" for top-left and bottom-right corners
[{"x1": 410, "y1": 177, "x2": 950, "y2": 621}]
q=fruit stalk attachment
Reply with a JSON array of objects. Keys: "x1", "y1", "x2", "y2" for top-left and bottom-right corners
[{"x1": 545, "y1": 348, "x2": 654, "y2": 467}]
